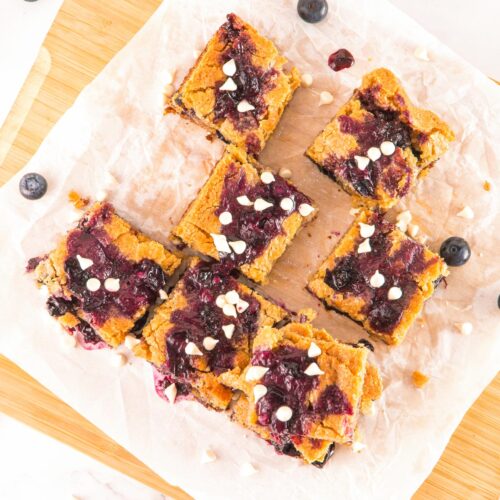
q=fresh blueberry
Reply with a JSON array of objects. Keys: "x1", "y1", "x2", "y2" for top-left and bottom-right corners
[
  {"x1": 497, "y1": 294, "x2": 500, "y2": 309},
  {"x1": 297, "y1": 0, "x2": 328, "y2": 23},
  {"x1": 439, "y1": 237, "x2": 471, "y2": 266},
  {"x1": 19, "y1": 173, "x2": 48, "y2": 200}
]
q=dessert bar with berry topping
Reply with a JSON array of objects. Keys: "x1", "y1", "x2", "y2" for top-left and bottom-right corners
[
  {"x1": 166, "y1": 13, "x2": 301, "y2": 155},
  {"x1": 306, "y1": 68, "x2": 454, "y2": 210},
  {"x1": 221, "y1": 322, "x2": 382, "y2": 464},
  {"x1": 28, "y1": 202, "x2": 181, "y2": 348},
  {"x1": 308, "y1": 210, "x2": 448, "y2": 345},
  {"x1": 172, "y1": 146, "x2": 316, "y2": 284},
  {"x1": 135, "y1": 258, "x2": 287, "y2": 410}
]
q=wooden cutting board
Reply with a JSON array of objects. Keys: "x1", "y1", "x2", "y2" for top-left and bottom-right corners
[{"x1": 0, "y1": 1, "x2": 498, "y2": 498}]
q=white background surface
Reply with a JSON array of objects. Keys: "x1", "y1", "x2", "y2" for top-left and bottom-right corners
[{"x1": 0, "y1": 1, "x2": 498, "y2": 499}]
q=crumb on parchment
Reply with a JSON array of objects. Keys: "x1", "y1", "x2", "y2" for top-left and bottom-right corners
[
  {"x1": 68, "y1": 191, "x2": 89, "y2": 209},
  {"x1": 412, "y1": 371, "x2": 429, "y2": 388}
]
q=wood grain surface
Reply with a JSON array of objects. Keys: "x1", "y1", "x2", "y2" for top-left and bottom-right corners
[{"x1": 0, "y1": 1, "x2": 498, "y2": 498}]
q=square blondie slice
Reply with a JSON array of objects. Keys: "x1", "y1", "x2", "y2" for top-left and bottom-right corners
[
  {"x1": 28, "y1": 202, "x2": 181, "y2": 348},
  {"x1": 172, "y1": 146, "x2": 316, "y2": 284},
  {"x1": 135, "y1": 258, "x2": 287, "y2": 411},
  {"x1": 306, "y1": 68, "x2": 454, "y2": 210},
  {"x1": 221, "y1": 322, "x2": 382, "y2": 448},
  {"x1": 167, "y1": 13, "x2": 301, "y2": 155},
  {"x1": 308, "y1": 210, "x2": 447, "y2": 345}
]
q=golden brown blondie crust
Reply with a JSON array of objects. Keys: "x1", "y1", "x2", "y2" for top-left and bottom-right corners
[
  {"x1": 135, "y1": 258, "x2": 287, "y2": 410},
  {"x1": 172, "y1": 146, "x2": 316, "y2": 284},
  {"x1": 306, "y1": 68, "x2": 454, "y2": 210},
  {"x1": 308, "y1": 210, "x2": 447, "y2": 345},
  {"x1": 30, "y1": 202, "x2": 181, "y2": 348},
  {"x1": 167, "y1": 13, "x2": 300, "y2": 155}
]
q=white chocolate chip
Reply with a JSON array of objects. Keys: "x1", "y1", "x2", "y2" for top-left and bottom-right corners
[
  {"x1": 159, "y1": 289, "x2": 168, "y2": 300},
  {"x1": 225, "y1": 290, "x2": 240, "y2": 305},
  {"x1": 222, "y1": 58, "x2": 237, "y2": 76},
  {"x1": 455, "y1": 322, "x2": 473, "y2": 335},
  {"x1": 124, "y1": 335, "x2": 141, "y2": 349},
  {"x1": 457, "y1": 206, "x2": 474, "y2": 220},
  {"x1": 237, "y1": 99, "x2": 255, "y2": 112},
  {"x1": 203, "y1": 337, "x2": 219, "y2": 351},
  {"x1": 253, "y1": 384, "x2": 267, "y2": 402},
  {"x1": 349, "y1": 207, "x2": 361, "y2": 217},
  {"x1": 240, "y1": 463, "x2": 257, "y2": 477},
  {"x1": 185, "y1": 342, "x2": 203, "y2": 356},
  {"x1": 76, "y1": 254, "x2": 93, "y2": 270},
  {"x1": 104, "y1": 171, "x2": 118, "y2": 187},
  {"x1": 367, "y1": 147, "x2": 381, "y2": 162},
  {"x1": 407, "y1": 223, "x2": 419, "y2": 238},
  {"x1": 298, "y1": 203, "x2": 314, "y2": 217},
  {"x1": 380, "y1": 141, "x2": 396, "y2": 155},
  {"x1": 219, "y1": 77, "x2": 237, "y2": 91},
  {"x1": 308, "y1": 342, "x2": 321, "y2": 358},
  {"x1": 222, "y1": 303, "x2": 237, "y2": 318},
  {"x1": 396, "y1": 210, "x2": 412, "y2": 232},
  {"x1": 111, "y1": 352, "x2": 127, "y2": 367},
  {"x1": 96, "y1": 190, "x2": 108, "y2": 202},
  {"x1": 354, "y1": 155, "x2": 370, "y2": 171},
  {"x1": 193, "y1": 49, "x2": 201, "y2": 59},
  {"x1": 229, "y1": 240, "x2": 247, "y2": 255},
  {"x1": 370, "y1": 270, "x2": 385, "y2": 288},
  {"x1": 352, "y1": 441, "x2": 366, "y2": 453},
  {"x1": 280, "y1": 197, "x2": 294, "y2": 211},
  {"x1": 164, "y1": 383, "x2": 177, "y2": 404},
  {"x1": 388, "y1": 286, "x2": 403, "y2": 300},
  {"x1": 304, "y1": 362, "x2": 325, "y2": 376},
  {"x1": 237, "y1": 195, "x2": 253, "y2": 206},
  {"x1": 218, "y1": 211, "x2": 233, "y2": 225},
  {"x1": 236, "y1": 299, "x2": 249, "y2": 313},
  {"x1": 216, "y1": 294, "x2": 227, "y2": 308},
  {"x1": 210, "y1": 233, "x2": 231, "y2": 253},
  {"x1": 359, "y1": 222, "x2": 375, "y2": 238},
  {"x1": 86, "y1": 278, "x2": 101, "y2": 292},
  {"x1": 276, "y1": 406, "x2": 293, "y2": 422},
  {"x1": 414, "y1": 46, "x2": 430, "y2": 61},
  {"x1": 61, "y1": 334, "x2": 77, "y2": 349},
  {"x1": 245, "y1": 366, "x2": 269, "y2": 381},
  {"x1": 254, "y1": 198, "x2": 273, "y2": 211},
  {"x1": 201, "y1": 448, "x2": 217, "y2": 464},
  {"x1": 358, "y1": 238, "x2": 371, "y2": 254},
  {"x1": 301, "y1": 73, "x2": 313, "y2": 87},
  {"x1": 104, "y1": 277, "x2": 120, "y2": 292},
  {"x1": 163, "y1": 71, "x2": 174, "y2": 85},
  {"x1": 319, "y1": 91, "x2": 334, "y2": 106},
  {"x1": 222, "y1": 324, "x2": 235, "y2": 339},
  {"x1": 279, "y1": 167, "x2": 292, "y2": 179},
  {"x1": 260, "y1": 171, "x2": 275, "y2": 184}
]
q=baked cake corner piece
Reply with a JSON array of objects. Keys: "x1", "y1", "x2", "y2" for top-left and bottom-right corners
[
  {"x1": 167, "y1": 13, "x2": 301, "y2": 155},
  {"x1": 307, "y1": 209, "x2": 447, "y2": 345},
  {"x1": 28, "y1": 201, "x2": 181, "y2": 348},
  {"x1": 172, "y1": 146, "x2": 317, "y2": 284},
  {"x1": 136, "y1": 258, "x2": 287, "y2": 411},
  {"x1": 306, "y1": 67, "x2": 455, "y2": 210}
]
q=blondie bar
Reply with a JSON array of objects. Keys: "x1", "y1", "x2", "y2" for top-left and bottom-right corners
[
  {"x1": 172, "y1": 146, "x2": 316, "y2": 284},
  {"x1": 306, "y1": 68, "x2": 454, "y2": 210},
  {"x1": 308, "y1": 210, "x2": 447, "y2": 345},
  {"x1": 167, "y1": 13, "x2": 301, "y2": 155},
  {"x1": 28, "y1": 202, "x2": 181, "y2": 348}
]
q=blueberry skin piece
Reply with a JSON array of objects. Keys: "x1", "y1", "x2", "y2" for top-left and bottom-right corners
[
  {"x1": 297, "y1": 0, "x2": 328, "y2": 23},
  {"x1": 19, "y1": 173, "x2": 48, "y2": 200},
  {"x1": 439, "y1": 237, "x2": 471, "y2": 267}
]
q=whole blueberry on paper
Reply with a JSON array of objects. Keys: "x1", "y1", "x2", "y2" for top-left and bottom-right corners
[
  {"x1": 439, "y1": 237, "x2": 471, "y2": 266},
  {"x1": 19, "y1": 173, "x2": 48, "y2": 200},
  {"x1": 297, "y1": 0, "x2": 328, "y2": 23}
]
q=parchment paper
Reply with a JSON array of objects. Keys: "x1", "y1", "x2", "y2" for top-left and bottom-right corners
[{"x1": 1, "y1": 1, "x2": 499, "y2": 498}]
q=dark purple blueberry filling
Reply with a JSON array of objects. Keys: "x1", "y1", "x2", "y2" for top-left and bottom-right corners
[
  {"x1": 46, "y1": 296, "x2": 76, "y2": 317},
  {"x1": 328, "y1": 49, "x2": 354, "y2": 72},
  {"x1": 26, "y1": 256, "x2": 44, "y2": 273},
  {"x1": 215, "y1": 163, "x2": 311, "y2": 266},
  {"x1": 356, "y1": 338, "x2": 375, "y2": 352},
  {"x1": 323, "y1": 89, "x2": 422, "y2": 199},
  {"x1": 213, "y1": 14, "x2": 277, "y2": 139},
  {"x1": 324, "y1": 215, "x2": 437, "y2": 334},
  {"x1": 164, "y1": 261, "x2": 260, "y2": 380},
  {"x1": 63, "y1": 228, "x2": 167, "y2": 327},
  {"x1": 252, "y1": 346, "x2": 351, "y2": 444}
]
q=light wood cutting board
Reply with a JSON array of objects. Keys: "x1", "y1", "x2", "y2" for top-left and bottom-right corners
[{"x1": 0, "y1": 1, "x2": 498, "y2": 498}]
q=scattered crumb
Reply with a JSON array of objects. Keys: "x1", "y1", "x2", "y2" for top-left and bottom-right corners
[
  {"x1": 240, "y1": 462, "x2": 257, "y2": 476},
  {"x1": 200, "y1": 448, "x2": 217, "y2": 464},
  {"x1": 457, "y1": 206, "x2": 474, "y2": 219},
  {"x1": 483, "y1": 180, "x2": 491, "y2": 191},
  {"x1": 164, "y1": 84, "x2": 175, "y2": 97},
  {"x1": 68, "y1": 191, "x2": 89, "y2": 209},
  {"x1": 412, "y1": 371, "x2": 429, "y2": 388},
  {"x1": 351, "y1": 441, "x2": 366, "y2": 453},
  {"x1": 297, "y1": 308, "x2": 317, "y2": 323},
  {"x1": 454, "y1": 322, "x2": 473, "y2": 335}
]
